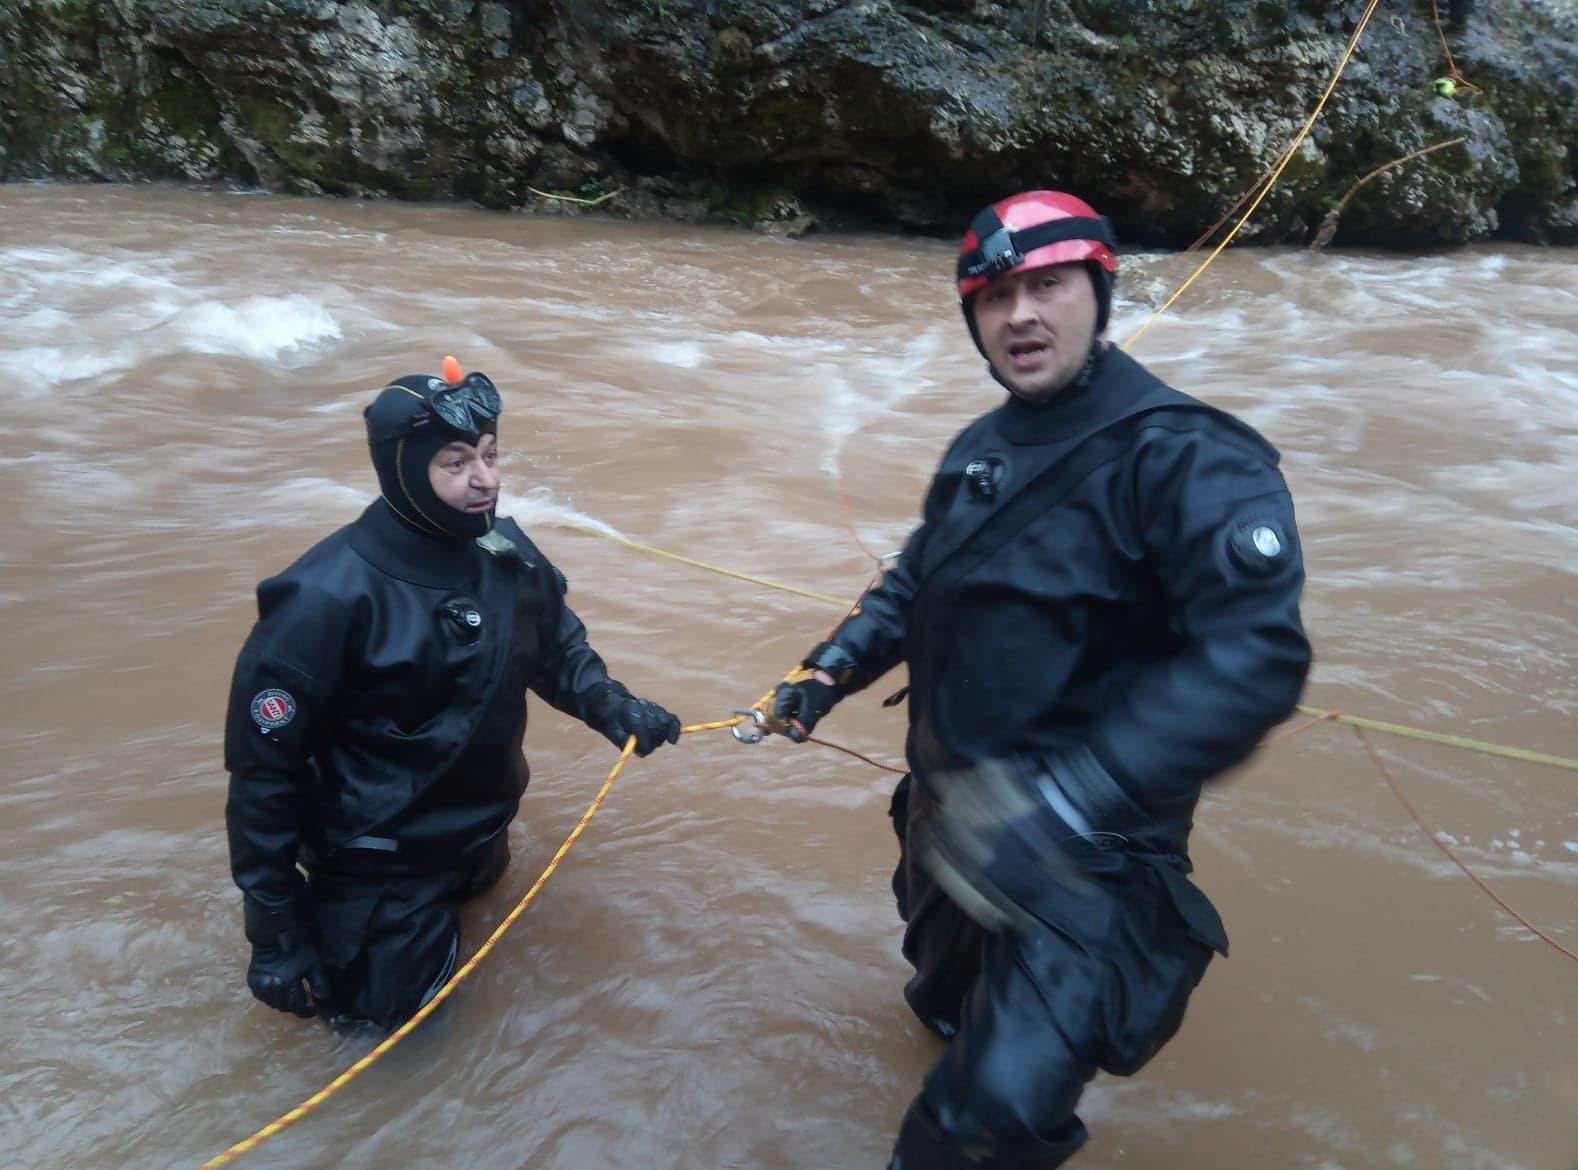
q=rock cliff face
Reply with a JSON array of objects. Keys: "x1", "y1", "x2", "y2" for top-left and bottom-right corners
[{"x1": 3, "y1": 0, "x2": 1575, "y2": 245}]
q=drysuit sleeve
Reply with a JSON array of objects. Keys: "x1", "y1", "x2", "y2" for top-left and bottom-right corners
[
  {"x1": 527, "y1": 562, "x2": 627, "y2": 728},
  {"x1": 223, "y1": 580, "x2": 350, "y2": 911},
  {"x1": 822, "y1": 437, "x2": 963, "y2": 694},
  {"x1": 1081, "y1": 421, "x2": 1313, "y2": 813},
  {"x1": 822, "y1": 527, "x2": 924, "y2": 694}
]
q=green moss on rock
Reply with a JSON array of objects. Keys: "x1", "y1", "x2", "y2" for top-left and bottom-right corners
[{"x1": 3, "y1": 0, "x2": 1573, "y2": 246}]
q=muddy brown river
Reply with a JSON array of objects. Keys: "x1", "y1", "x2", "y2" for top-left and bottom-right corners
[{"x1": 0, "y1": 184, "x2": 1574, "y2": 1170}]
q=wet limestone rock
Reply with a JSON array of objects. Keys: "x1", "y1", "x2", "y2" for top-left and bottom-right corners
[{"x1": 2, "y1": 0, "x2": 1575, "y2": 246}]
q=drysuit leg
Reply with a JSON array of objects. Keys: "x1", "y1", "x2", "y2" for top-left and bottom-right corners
[
  {"x1": 891, "y1": 773, "x2": 985, "y2": 1040},
  {"x1": 889, "y1": 870, "x2": 1215, "y2": 1170},
  {"x1": 310, "y1": 832, "x2": 511, "y2": 1029}
]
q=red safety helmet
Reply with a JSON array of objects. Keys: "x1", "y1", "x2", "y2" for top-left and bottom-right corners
[{"x1": 956, "y1": 190, "x2": 1118, "y2": 334}]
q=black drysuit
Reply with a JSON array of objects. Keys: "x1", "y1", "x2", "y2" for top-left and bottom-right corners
[
  {"x1": 224, "y1": 499, "x2": 628, "y2": 1026},
  {"x1": 824, "y1": 346, "x2": 1312, "y2": 1168}
]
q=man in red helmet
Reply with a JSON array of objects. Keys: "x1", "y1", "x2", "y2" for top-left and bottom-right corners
[{"x1": 759, "y1": 191, "x2": 1311, "y2": 1168}]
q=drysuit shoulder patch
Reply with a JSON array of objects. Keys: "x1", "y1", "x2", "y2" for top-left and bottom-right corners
[
  {"x1": 1227, "y1": 515, "x2": 1292, "y2": 576},
  {"x1": 250, "y1": 688, "x2": 297, "y2": 731}
]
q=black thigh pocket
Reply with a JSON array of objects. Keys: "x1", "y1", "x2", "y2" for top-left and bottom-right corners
[{"x1": 1097, "y1": 897, "x2": 1215, "y2": 1076}]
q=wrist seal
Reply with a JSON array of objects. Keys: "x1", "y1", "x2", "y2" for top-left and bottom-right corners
[
  {"x1": 243, "y1": 897, "x2": 304, "y2": 948},
  {"x1": 801, "y1": 641, "x2": 858, "y2": 687}
]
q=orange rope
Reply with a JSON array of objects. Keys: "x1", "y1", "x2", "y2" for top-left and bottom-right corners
[
  {"x1": 1183, "y1": 158, "x2": 1285, "y2": 255},
  {"x1": 805, "y1": 733, "x2": 908, "y2": 775},
  {"x1": 804, "y1": 710, "x2": 1577, "y2": 967},
  {"x1": 1185, "y1": 0, "x2": 1479, "y2": 259},
  {"x1": 200, "y1": 655, "x2": 1574, "y2": 1167},
  {"x1": 198, "y1": 717, "x2": 748, "y2": 1170},
  {"x1": 1429, "y1": 0, "x2": 1485, "y2": 94},
  {"x1": 195, "y1": 9, "x2": 1526, "y2": 1141},
  {"x1": 1258, "y1": 708, "x2": 1342, "y2": 749},
  {"x1": 836, "y1": 449, "x2": 888, "y2": 568},
  {"x1": 1351, "y1": 725, "x2": 1576, "y2": 963}
]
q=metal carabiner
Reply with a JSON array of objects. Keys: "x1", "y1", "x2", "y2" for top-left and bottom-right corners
[{"x1": 730, "y1": 707, "x2": 768, "y2": 744}]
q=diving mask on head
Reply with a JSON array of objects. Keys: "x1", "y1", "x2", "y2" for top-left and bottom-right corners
[
  {"x1": 364, "y1": 355, "x2": 502, "y2": 540},
  {"x1": 365, "y1": 358, "x2": 502, "y2": 448}
]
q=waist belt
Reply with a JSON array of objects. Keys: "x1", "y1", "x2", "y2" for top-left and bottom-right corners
[
  {"x1": 304, "y1": 826, "x2": 508, "y2": 873},
  {"x1": 302, "y1": 834, "x2": 414, "y2": 865},
  {"x1": 342, "y1": 834, "x2": 400, "y2": 853}
]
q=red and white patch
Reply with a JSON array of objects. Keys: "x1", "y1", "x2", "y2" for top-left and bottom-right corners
[{"x1": 250, "y1": 687, "x2": 296, "y2": 731}]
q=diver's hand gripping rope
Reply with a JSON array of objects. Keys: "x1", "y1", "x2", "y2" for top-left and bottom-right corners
[{"x1": 730, "y1": 665, "x2": 824, "y2": 743}]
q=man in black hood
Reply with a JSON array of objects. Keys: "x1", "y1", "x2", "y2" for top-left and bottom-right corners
[
  {"x1": 758, "y1": 192, "x2": 1311, "y2": 1168},
  {"x1": 224, "y1": 361, "x2": 680, "y2": 1030}
]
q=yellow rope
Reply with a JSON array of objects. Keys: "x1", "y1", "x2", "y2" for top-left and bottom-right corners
[
  {"x1": 556, "y1": 523, "x2": 851, "y2": 607},
  {"x1": 553, "y1": 524, "x2": 845, "y2": 609},
  {"x1": 201, "y1": 557, "x2": 1571, "y2": 1167},
  {"x1": 1186, "y1": 2, "x2": 1480, "y2": 259},
  {"x1": 199, "y1": 719, "x2": 744, "y2": 1170},
  {"x1": 554, "y1": 522, "x2": 1578, "y2": 774},
  {"x1": 1294, "y1": 705, "x2": 1578, "y2": 772},
  {"x1": 196, "y1": 14, "x2": 1527, "y2": 1152},
  {"x1": 1120, "y1": 0, "x2": 1385, "y2": 351}
]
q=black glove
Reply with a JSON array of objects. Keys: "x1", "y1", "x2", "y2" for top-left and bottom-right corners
[
  {"x1": 599, "y1": 693, "x2": 682, "y2": 757},
  {"x1": 912, "y1": 751, "x2": 1132, "y2": 934},
  {"x1": 770, "y1": 675, "x2": 841, "y2": 742},
  {"x1": 243, "y1": 898, "x2": 331, "y2": 1018}
]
